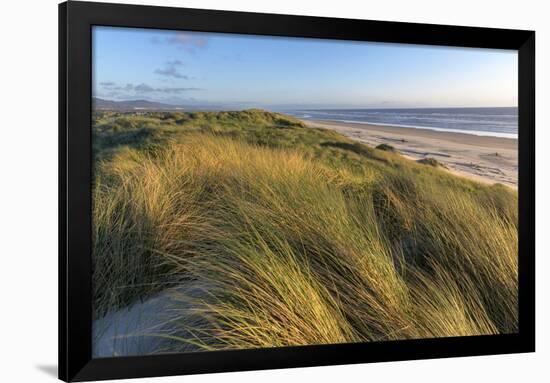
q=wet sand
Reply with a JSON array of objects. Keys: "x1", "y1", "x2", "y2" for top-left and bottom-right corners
[{"x1": 303, "y1": 119, "x2": 518, "y2": 188}]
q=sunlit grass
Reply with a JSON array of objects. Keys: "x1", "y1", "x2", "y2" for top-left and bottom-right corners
[{"x1": 92, "y1": 110, "x2": 518, "y2": 351}]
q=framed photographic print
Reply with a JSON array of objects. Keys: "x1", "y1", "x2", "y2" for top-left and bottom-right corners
[{"x1": 59, "y1": 1, "x2": 535, "y2": 381}]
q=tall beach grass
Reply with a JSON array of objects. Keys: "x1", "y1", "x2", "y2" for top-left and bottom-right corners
[{"x1": 92, "y1": 111, "x2": 518, "y2": 352}]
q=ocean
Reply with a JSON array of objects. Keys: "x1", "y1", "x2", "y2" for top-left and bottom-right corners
[{"x1": 286, "y1": 107, "x2": 518, "y2": 139}]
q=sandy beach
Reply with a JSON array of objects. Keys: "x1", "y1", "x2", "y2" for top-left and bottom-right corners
[{"x1": 303, "y1": 120, "x2": 518, "y2": 188}]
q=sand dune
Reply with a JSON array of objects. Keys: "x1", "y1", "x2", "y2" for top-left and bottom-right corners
[{"x1": 303, "y1": 120, "x2": 518, "y2": 188}]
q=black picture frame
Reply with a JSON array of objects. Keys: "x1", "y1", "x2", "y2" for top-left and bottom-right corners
[{"x1": 59, "y1": 1, "x2": 535, "y2": 381}]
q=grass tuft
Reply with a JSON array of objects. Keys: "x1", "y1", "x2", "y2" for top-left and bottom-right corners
[
  {"x1": 376, "y1": 143, "x2": 396, "y2": 152},
  {"x1": 417, "y1": 157, "x2": 444, "y2": 168}
]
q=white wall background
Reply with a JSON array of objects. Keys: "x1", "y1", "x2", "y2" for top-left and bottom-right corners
[{"x1": 0, "y1": 0, "x2": 547, "y2": 381}]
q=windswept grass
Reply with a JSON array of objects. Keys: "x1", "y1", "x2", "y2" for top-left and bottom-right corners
[{"x1": 92, "y1": 110, "x2": 518, "y2": 352}]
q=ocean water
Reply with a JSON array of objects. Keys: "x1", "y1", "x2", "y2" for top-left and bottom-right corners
[{"x1": 286, "y1": 107, "x2": 518, "y2": 139}]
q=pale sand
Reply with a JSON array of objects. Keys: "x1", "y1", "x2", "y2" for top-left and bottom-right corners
[{"x1": 303, "y1": 120, "x2": 518, "y2": 188}]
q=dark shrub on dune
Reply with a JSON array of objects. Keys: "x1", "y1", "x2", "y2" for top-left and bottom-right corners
[
  {"x1": 417, "y1": 157, "x2": 444, "y2": 167},
  {"x1": 376, "y1": 143, "x2": 396, "y2": 152}
]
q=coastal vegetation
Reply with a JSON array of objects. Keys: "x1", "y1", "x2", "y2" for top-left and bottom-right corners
[
  {"x1": 92, "y1": 110, "x2": 518, "y2": 352},
  {"x1": 375, "y1": 143, "x2": 396, "y2": 152},
  {"x1": 417, "y1": 157, "x2": 445, "y2": 168}
]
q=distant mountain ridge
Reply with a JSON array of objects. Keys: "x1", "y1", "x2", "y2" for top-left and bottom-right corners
[{"x1": 92, "y1": 97, "x2": 183, "y2": 111}]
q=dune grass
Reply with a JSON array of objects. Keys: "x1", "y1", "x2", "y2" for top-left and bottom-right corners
[
  {"x1": 375, "y1": 143, "x2": 396, "y2": 152},
  {"x1": 92, "y1": 110, "x2": 518, "y2": 352},
  {"x1": 417, "y1": 157, "x2": 445, "y2": 168}
]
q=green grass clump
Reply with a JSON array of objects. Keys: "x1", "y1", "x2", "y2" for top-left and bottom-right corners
[
  {"x1": 376, "y1": 143, "x2": 396, "y2": 152},
  {"x1": 417, "y1": 157, "x2": 444, "y2": 167},
  {"x1": 92, "y1": 110, "x2": 518, "y2": 351}
]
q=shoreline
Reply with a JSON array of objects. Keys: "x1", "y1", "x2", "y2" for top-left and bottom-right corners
[
  {"x1": 298, "y1": 118, "x2": 517, "y2": 139},
  {"x1": 302, "y1": 119, "x2": 518, "y2": 188}
]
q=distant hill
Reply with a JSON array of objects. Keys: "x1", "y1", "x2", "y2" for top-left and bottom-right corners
[{"x1": 92, "y1": 97, "x2": 183, "y2": 111}]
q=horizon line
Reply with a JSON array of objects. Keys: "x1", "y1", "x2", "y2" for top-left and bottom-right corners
[{"x1": 92, "y1": 97, "x2": 518, "y2": 110}]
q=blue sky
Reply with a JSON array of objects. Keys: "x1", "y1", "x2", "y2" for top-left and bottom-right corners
[{"x1": 92, "y1": 26, "x2": 518, "y2": 109}]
